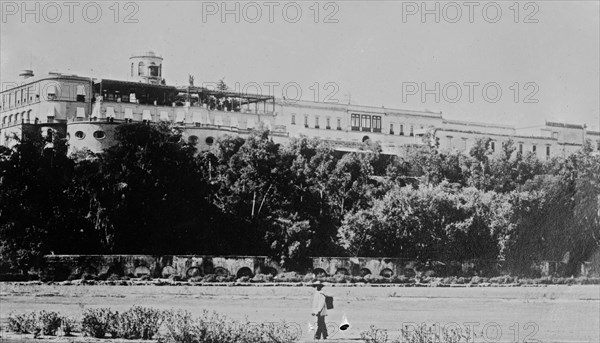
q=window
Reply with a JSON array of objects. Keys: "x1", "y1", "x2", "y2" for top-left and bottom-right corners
[
  {"x1": 205, "y1": 136, "x2": 214, "y2": 145},
  {"x1": 138, "y1": 62, "x2": 145, "y2": 76},
  {"x1": 546, "y1": 146, "x2": 550, "y2": 158},
  {"x1": 315, "y1": 116, "x2": 319, "y2": 129},
  {"x1": 291, "y1": 114, "x2": 296, "y2": 125},
  {"x1": 326, "y1": 117, "x2": 331, "y2": 129},
  {"x1": 361, "y1": 115, "x2": 371, "y2": 131},
  {"x1": 131, "y1": 63, "x2": 134, "y2": 77},
  {"x1": 400, "y1": 124, "x2": 404, "y2": 136},
  {"x1": 490, "y1": 141, "x2": 495, "y2": 152},
  {"x1": 409, "y1": 125, "x2": 414, "y2": 136},
  {"x1": 390, "y1": 123, "x2": 394, "y2": 134},
  {"x1": 597, "y1": 141, "x2": 600, "y2": 151},
  {"x1": 93, "y1": 131, "x2": 106, "y2": 139},
  {"x1": 76, "y1": 85, "x2": 86, "y2": 102},
  {"x1": 47, "y1": 85, "x2": 57, "y2": 100},
  {"x1": 351, "y1": 114, "x2": 360, "y2": 131},
  {"x1": 337, "y1": 118, "x2": 342, "y2": 130},
  {"x1": 518, "y1": 143, "x2": 523, "y2": 154},
  {"x1": 75, "y1": 131, "x2": 85, "y2": 139},
  {"x1": 304, "y1": 115, "x2": 308, "y2": 128},
  {"x1": 532, "y1": 145, "x2": 537, "y2": 153},
  {"x1": 372, "y1": 116, "x2": 381, "y2": 133}
]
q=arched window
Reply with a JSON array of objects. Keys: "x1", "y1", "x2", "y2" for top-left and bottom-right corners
[
  {"x1": 25, "y1": 110, "x2": 32, "y2": 123},
  {"x1": 138, "y1": 61, "x2": 145, "y2": 76},
  {"x1": 131, "y1": 63, "x2": 134, "y2": 77}
]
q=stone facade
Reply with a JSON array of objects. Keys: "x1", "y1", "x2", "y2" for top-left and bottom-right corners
[{"x1": 2, "y1": 52, "x2": 599, "y2": 158}]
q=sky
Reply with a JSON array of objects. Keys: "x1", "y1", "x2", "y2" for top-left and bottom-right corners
[{"x1": 1, "y1": 0, "x2": 599, "y2": 130}]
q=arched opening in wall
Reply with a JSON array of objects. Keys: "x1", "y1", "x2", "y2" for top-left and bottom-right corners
[
  {"x1": 106, "y1": 264, "x2": 124, "y2": 277},
  {"x1": 313, "y1": 268, "x2": 328, "y2": 277},
  {"x1": 134, "y1": 266, "x2": 151, "y2": 277},
  {"x1": 188, "y1": 135, "x2": 199, "y2": 144},
  {"x1": 236, "y1": 267, "x2": 254, "y2": 279},
  {"x1": 360, "y1": 268, "x2": 372, "y2": 277},
  {"x1": 148, "y1": 63, "x2": 160, "y2": 77},
  {"x1": 205, "y1": 136, "x2": 214, "y2": 145},
  {"x1": 379, "y1": 268, "x2": 393, "y2": 278},
  {"x1": 214, "y1": 267, "x2": 229, "y2": 276},
  {"x1": 335, "y1": 268, "x2": 349, "y2": 276},
  {"x1": 51, "y1": 264, "x2": 71, "y2": 281},
  {"x1": 161, "y1": 266, "x2": 176, "y2": 278},
  {"x1": 186, "y1": 267, "x2": 203, "y2": 278},
  {"x1": 81, "y1": 265, "x2": 99, "y2": 277},
  {"x1": 362, "y1": 135, "x2": 370, "y2": 142},
  {"x1": 75, "y1": 131, "x2": 85, "y2": 139},
  {"x1": 93, "y1": 131, "x2": 106, "y2": 139}
]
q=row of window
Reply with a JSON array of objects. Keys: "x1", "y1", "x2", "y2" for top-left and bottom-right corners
[
  {"x1": 290, "y1": 113, "x2": 421, "y2": 136},
  {"x1": 1, "y1": 85, "x2": 86, "y2": 111},
  {"x1": 1, "y1": 110, "x2": 34, "y2": 126}
]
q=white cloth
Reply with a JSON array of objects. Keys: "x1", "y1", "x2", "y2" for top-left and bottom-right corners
[{"x1": 312, "y1": 290, "x2": 327, "y2": 316}]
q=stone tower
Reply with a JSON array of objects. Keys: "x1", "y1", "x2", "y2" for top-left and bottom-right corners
[{"x1": 129, "y1": 51, "x2": 163, "y2": 84}]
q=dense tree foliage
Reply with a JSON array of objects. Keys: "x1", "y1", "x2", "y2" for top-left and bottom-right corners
[{"x1": 1, "y1": 123, "x2": 598, "y2": 276}]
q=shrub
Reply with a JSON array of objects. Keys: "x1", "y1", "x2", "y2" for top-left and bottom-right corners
[
  {"x1": 61, "y1": 316, "x2": 77, "y2": 336},
  {"x1": 391, "y1": 275, "x2": 410, "y2": 284},
  {"x1": 237, "y1": 276, "x2": 250, "y2": 283},
  {"x1": 360, "y1": 325, "x2": 389, "y2": 343},
  {"x1": 217, "y1": 274, "x2": 235, "y2": 282},
  {"x1": 81, "y1": 308, "x2": 118, "y2": 338},
  {"x1": 113, "y1": 306, "x2": 165, "y2": 339},
  {"x1": 38, "y1": 311, "x2": 62, "y2": 335},
  {"x1": 188, "y1": 276, "x2": 203, "y2": 283},
  {"x1": 365, "y1": 274, "x2": 388, "y2": 284},
  {"x1": 274, "y1": 271, "x2": 302, "y2": 283},
  {"x1": 251, "y1": 273, "x2": 274, "y2": 283},
  {"x1": 107, "y1": 273, "x2": 121, "y2": 282},
  {"x1": 81, "y1": 272, "x2": 96, "y2": 281},
  {"x1": 7, "y1": 312, "x2": 38, "y2": 334},
  {"x1": 302, "y1": 273, "x2": 316, "y2": 282},
  {"x1": 160, "y1": 310, "x2": 197, "y2": 343},
  {"x1": 470, "y1": 276, "x2": 482, "y2": 285}
]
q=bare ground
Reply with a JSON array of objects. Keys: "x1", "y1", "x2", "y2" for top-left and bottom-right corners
[{"x1": 0, "y1": 283, "x2": 598, "y2": 342}]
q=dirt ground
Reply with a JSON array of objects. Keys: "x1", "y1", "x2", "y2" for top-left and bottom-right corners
[{"x1": 0, "y1": 283, "x2": 598, "y2": 342}]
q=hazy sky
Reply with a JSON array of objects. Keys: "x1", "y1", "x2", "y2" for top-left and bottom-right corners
[{"x1": 1, "y1": 1, "x2": 599, "y2": 130}]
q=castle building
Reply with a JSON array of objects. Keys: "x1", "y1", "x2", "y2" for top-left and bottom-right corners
[{"x1": 2, "y1": 52, "x2": 599, "y2": 158}]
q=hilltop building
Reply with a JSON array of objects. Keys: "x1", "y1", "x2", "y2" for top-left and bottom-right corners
[{"x1": 2, "y1": 52, "x2": 599, "y2": 158}]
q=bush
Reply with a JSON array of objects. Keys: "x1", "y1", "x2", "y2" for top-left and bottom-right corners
[
  {"x1": 360, "y1": 325, "x2": 389, "y2": 343},
  {"x1": 237, "y1": 276, "x2": 250, "y2": 283},
  {"x1": 188, "y1": 276, "x2": 203, "y2": 283},
  {"x1": 38, "y1": 311, "x2": 62, "y2": 336},
  {"x1": 251, "y1": 273, "x2": 273, "y2": 283},
  {"x1": 61, "y1": 316, "x2": 77, "y2": 336},
  {"x1": 365, "y1": 274, "x2": 388, "y2": 284},
  {"x1": 113, "y1": 306, "x2": 165, "y2": 339},
  {"x1": 217, "y1": 274, "x2": 235, "y2": 282},
  {"x1": 7, "y1": 312, "x2": 38, "y2": 334},
  {"x1": 81, "y1": 308, "x2": 118, "y2": 338},
  {"x1": 161, "y1": 310, "x2": 197, "y2": 343},
  {"x1": 107, "y1": 273, "x2": 121, "y2": 282},
  {"x1": 274, "y1": 271, "x2": 302, "y2": 282},
  {"x1": 302, "y1": 273, "x2": 315, "y2": 282}
]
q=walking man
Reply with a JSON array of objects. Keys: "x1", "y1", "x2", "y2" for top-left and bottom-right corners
[{"x1": 311, "y1": 280, "x2": 328, "y2": 340}]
